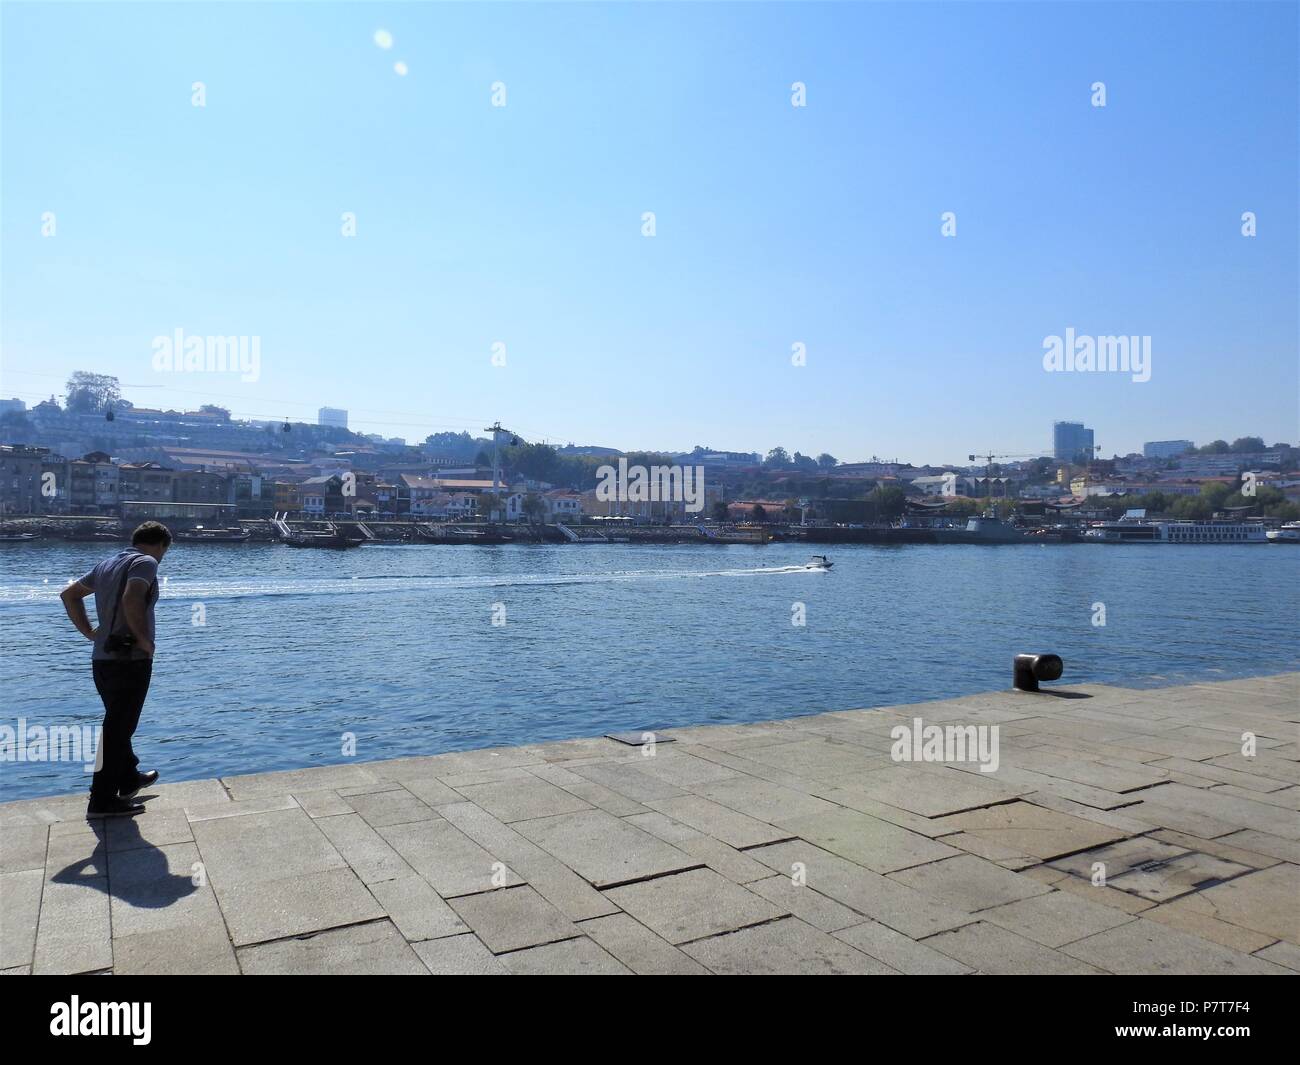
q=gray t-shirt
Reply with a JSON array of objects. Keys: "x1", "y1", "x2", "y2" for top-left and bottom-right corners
[{"x1": 78, "y1": 549, "x2": 159, "y2": 661}]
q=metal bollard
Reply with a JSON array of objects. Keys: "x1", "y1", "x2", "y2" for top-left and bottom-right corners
[{"x1": 1013, "y1": 653, "x2": 1063, "y2": 692}]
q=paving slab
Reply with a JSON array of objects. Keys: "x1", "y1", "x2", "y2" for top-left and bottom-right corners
[
  {"x1": 778, "y1": 806, "x2": 961, "y2": 873},
  {"x1": 499, "y1": 935, "x2": 632, "y2": 974},
  {"x1": 221, "y1": 764, "x2": 384, "y2": 801},
  {"x1": 845, "y1": 765, "x2": 1027, "y2": 817},
  {"x1": 741, "y1": 875, "x2": 866, "y2": 933},
  {"x1": 339, "y1": 788, "x2": 440, "y2": 828},
  {"x1": 1060, "y1": 917, "x2": 1292, "y2": 975},
  {"x1": 887, "y1": 854, "x2": 1052, "y2": 912},
  {"x1": 737, "y1": 738, "x2": 896, "y2": 781},
  {"x1": 189, "y1": 807, "x2": 348, "y2": 886},
  {"x1": 577, "y1": 913, "x2": 710, "y2": 974},
  {"x1": 832, "y1": 920, "x2": 975, "y2": 974},
  {"x1": 105, "y1": 808, "x2": 193, "y2": 852},
  {"x1": 976, "y1": 889, "x2": 1137, "y2": 948},
  {"x1": 212, "y1": 866, "x2": 387, "y2": 948},
  {"x1": 1143, "y1": 895, "x2": 1278, "y2": 954},
  {"x1": 644, "y1": 794, "x2": 787, "y2": 849},
  {"x1": 681, "y1": 917, "x2": 899, "y2": 975},
  {"x1": 1190, "y1": 863, "x2": 1300, "y2": 945},
  {"x1": 1254, "y1": 941, "x2": 1300, "y2": 971},
  {"x1": 378, "y1": 818, "x2": 515, "y2": 898},
  {"x1": 7, "y1": 672, "x2": 1296, "y2": 975},
  {"x1": 932, "y1": 800, "x2": 1128, "y2": 861},
  {"x1": 923, "y1": 921, "x2": 1106, "y2": 974},
  {"x1": 1217, "y1": 830, "x2": 1300, "y2": 865},
  {"x1": 0, "y1": 869, "x2": 43, "y2": 968},
  {"x1": 0, "y1": 823, "x2": 48, "y2": 873},
  {"x1": 107, "y1": 842, "x2": 221, "y2": 936},
  {"x1": 448, "y1": 885, "x2": 579, "y2": 954},
  {"x1": 113, "y1": 920, "x2": 239, "y2": 975},
  {"x1": 237, "y1": 919, "x2": 428, "y2": 975},
  {"x1": 313, "y1": 813, "x2": 416, "y2": 885},
  {"x1": 623, "y1": 811, "x2": 704, "y2": 845},
  {"x1": 691, "y1": 776, "x2": 840, "y2": 824},
  {"x1": 367, "y1": 875, "x2": 469, "y2": 942},
  {"x1": 603, "y1": 867, "x2": 786, "y2": 945},
  {"x1": 512, "y1": 809, "x2": 700, "y2": 889},
  {"x1": 32, "y1": 875, "x2": 111, "y2": 974},
  {"x1": 453, "y1": 776, "x2": 594, "y2": 823},
  {"x1": 744, "y1": 840, "x2": 974, "y2": 939},
  {"x1": 291, "y1": 789, "x2": 354, "y2": 819},
  {"x1": 435, "y1": 801, "x2": 618, "y2": 920},
  {"x1": 677, "y1": 835, "x2": 773, "y2": 884},
  {"x1": 412, "y1": 933, "x2": 508, "y2": 974},
  {"x1": 568, "y1": 762, "x2": 686, "y2": 803}
]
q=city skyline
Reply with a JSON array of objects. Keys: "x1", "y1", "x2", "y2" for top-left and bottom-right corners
[
  {"x1": 3, "y1": 2, "x2": 1297, "y2": 465},
  {"x1": 0, "y1": 376, "x2": 1292, "y2": 468}
]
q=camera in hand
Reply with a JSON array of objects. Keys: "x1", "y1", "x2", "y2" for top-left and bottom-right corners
[{"x1": 104, "y1": 631, "x2": 137, "y2": 656}]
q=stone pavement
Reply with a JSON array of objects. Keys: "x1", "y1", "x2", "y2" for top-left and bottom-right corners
[{"x1": 2, "y1": 674, "x2": 1297, "y2": 975}]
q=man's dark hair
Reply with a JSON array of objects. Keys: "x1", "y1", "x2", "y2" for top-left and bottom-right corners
[{"x1": 131, "y1": 521, "x2": 173, "y2": 547}]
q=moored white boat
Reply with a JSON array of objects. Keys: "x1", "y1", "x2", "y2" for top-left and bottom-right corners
[
  {"x1": 1086, "y1": 519, "x2": 1268, "y2": 543},
  {"x1": 1266, "y1": 521, "x2": 1300, "y2": 543}
]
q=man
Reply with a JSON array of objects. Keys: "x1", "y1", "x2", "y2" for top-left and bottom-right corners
[{"x1": 60, "y1": 521, "x2": 171, "y2": 818}]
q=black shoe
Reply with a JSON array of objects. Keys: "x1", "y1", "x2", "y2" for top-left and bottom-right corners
[
  {"x1": 87, "y1": 797, "x2": 146, "y2": 819},
  {"x1": 118, "y1": 770, "x2": 159, "y2": 800}
]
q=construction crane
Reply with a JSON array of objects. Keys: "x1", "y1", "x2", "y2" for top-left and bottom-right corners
[{"x1": 966, "y1": 452, "x2": 1046, "y2": 497}]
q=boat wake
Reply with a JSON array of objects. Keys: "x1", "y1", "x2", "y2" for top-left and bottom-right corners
[{"x1": 0, "y1": 562, "x2": 826, "y2": 604}]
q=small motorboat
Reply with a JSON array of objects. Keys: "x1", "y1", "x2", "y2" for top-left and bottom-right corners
[
  {"x1": 0, "y1": 530, "x2": 38, "y2": 542},
  {"x1": 807, "y1": 554, "x2": 833, "y2": 570}
]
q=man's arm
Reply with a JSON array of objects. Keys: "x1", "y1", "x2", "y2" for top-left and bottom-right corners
[
  {"x1": 59, "y1": 581, "x2": 97, "y2": 642},
  {"x1": 121, "y1": 580, "x2": 155, "y2": 657}
]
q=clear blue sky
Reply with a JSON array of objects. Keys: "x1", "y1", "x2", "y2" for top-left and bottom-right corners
[{"x1": 2, "y1": 1, "x2": 1296, "y2": 465}]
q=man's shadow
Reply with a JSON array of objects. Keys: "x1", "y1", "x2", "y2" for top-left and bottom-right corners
[{"x1": 49, "y1": 815, "x2": 199, "y2": 910}]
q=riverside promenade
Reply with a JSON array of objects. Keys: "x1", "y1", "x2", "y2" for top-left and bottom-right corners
[{"x1": 2, "y1": 673, "x2": 1297, "y2": 975}]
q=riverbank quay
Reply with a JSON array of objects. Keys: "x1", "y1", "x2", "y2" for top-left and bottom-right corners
[{"x1": 2, "y1": 674, "x2": 1296, "y2": 975}]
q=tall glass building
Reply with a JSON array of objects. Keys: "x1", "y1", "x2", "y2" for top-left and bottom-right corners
[{"x1": 1053, "y1": 421, "x2": 1095, "y2": 462}]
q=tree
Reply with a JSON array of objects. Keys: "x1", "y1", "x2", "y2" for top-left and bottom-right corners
[
  {"x1": 1200, "y1": 482, "x2": 1232, "y2": 508},
  {"x1": 1197, "y1": 440, "x2": 1231, "y2": 455},
  {"x1": 476, "y1": 491, "x2": 502, "y2": 520},
  {"x1": 763, "y1": 448, "x2": 790, "y2": 468},
  {"x1": 199, "y1": 405, "x2": 231, "y2": 422},
  {"x1": 1230, "y1": 436, "x2": 1265, "y2": 453},
  {"x1": 868, "y1": 485, "x2": 906, "y2": 521},
  {"x1": 521, "y1": 492, "x2": 547, "y2": 524},
  {"x1": 710, "y1": 500, "x2": 729, "y2": 522},
  {"x1": 750, "y1": 503, "x2": 768, "y2": 522},
  {"x1": 65, "y1": 372, "x2": 121, "y2": 413},
  {"x1": 816, "y1": 453, "x2": 838, "y2": 469},
  {"x1": 1137, "y1": 491, "x2": 1171, "y2": 514},
  {"x1": 1171, "y1": 495, "x2": 1212, "y2": 519}
]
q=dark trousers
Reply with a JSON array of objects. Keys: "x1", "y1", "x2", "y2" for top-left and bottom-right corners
[{"x1": 89, "y1": 659, "x2": 153, "y2": 802}]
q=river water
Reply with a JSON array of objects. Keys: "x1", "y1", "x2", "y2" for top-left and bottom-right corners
[{"x1": 1, "y1": 540, "x2": 1296, "y2": 801}]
